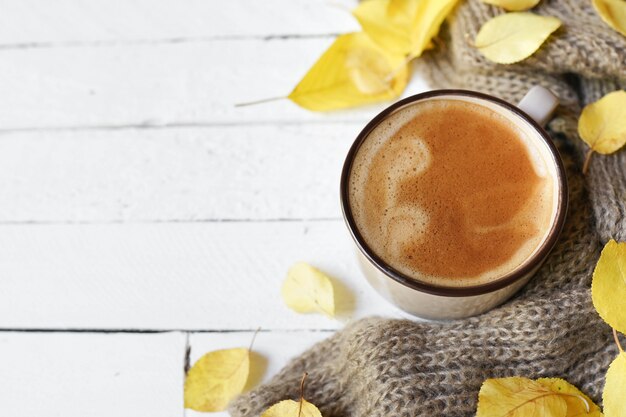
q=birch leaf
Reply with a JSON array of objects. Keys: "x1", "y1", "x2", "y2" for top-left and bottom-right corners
[
  {"x1": 288, "y1": 32, "x2": 408, "y2": 111},
  {"x1": 282, "y1": 262, "x2": 335, "y2": 317},
  {"x1": 578, "y1": 90, "x2": 626, "y2": 155},
  {"x1": 475, "y1": 13, "x2": 561, "y2": 64},
  {"x1": 591, "y1": 239, "x2": 626, "y2": 333},
  {"x1": 603, "y1": 353, "x2": 626, "y2": 417},
  {"x1": 387, "y1": 0, "x2": 413, "y2": 19},
  {"x1": 353, "y1": 0, "x2": 419, "y2": 55},
  {"x1": 537, "y1": 378, "x2": 602, "y2": 417},
  {"x1": 184, "y1": 348, "x2": 249, "y2": 412},
  {"x1": 353, "y1": 0, "x2": 459, "y2": 57},
  {"x1": 477, "y1": 377, "x2": 568, "y2": 417},
  {"x1": 592, "y1": 0, "x2": 626, "y2": 37},
  {"x1": 260, "y1": 399, "x2": 323, "y2": 417},
  {"x1": 480, "y1": 0, "x2": 540, "y2": 11},
  {"x1": 410, "y1": 0, "x2": 460, "y2": 57}
]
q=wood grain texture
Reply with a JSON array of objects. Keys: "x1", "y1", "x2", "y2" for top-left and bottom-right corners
[
  {"x1": 0, "y1": 38, "x2": 429, "y2": 130},
  {"x1": 0, "y1": 0, "x2": 358, "y2": 46},
  {"x1": 186, "y1": 330, "x2": 332, "y2": 417},
  {"x1": 0, "y1": 124, "x2": 358, "y2": 222},
  {"x1": 0, "y1": 0, "x2": 435, "y2": 414},
  {"x1": 0, "y1": 222, "x2": 409, "y2": 330},
  {"x1": 0, "y1": 331, "x2": 186, "y2": 416}
]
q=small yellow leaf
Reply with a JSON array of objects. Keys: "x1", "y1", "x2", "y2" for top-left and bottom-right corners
[
  {"x1": 537, "y1": 378, "x2": 603, "y2": 417},
  {"x1": 353, "y1": 0, "x2": 459, "y2": 57},
  {"x1": 578, "y1": 91, "x2": 626, "y2": 155},
  {"x1": 260, "y1": 399, "x2": 323, "y2": 417},
  {"x1": 475, "y1": 13, "x2": 561, "y2": 64},
  {"x1": 354, "y1": 0, "x2": 419, "y2": 55},
  {"x1": 592, "y1": 0, "x2": 626, "y2": 37},
  {"x1": 603, "y1": 352, "x2": 626, "y2": 417},
  {"x1": 411, "y1": 0, "x2": 460, "y2": 57},
  {"x1": 480, "y1": 0, "x2": 540, "y2": 11},
  {"x1": 288, "y1": 33, "x2": 408, "y2": 111},
  {"x1": 281, "y1": 262, "x2": 335, "y2": 317},
  {"x1": 184, "y1": 347, "x2": 249, "y2": 412},
  {"x1": 477, "y1": 377, "x2": 568, "y2": 417},
  {"x1": 591, "y1": 239, "x2": 626, "y2": 333},
  {"x1": 386, "y1": 0, "x2": 412, "y2": 19}
]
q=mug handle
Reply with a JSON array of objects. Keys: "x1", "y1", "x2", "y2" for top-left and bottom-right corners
[{"x1": 517, "y1": 86, "x2": 559, "y2": 127}]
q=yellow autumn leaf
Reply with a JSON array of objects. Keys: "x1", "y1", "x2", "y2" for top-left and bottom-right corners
[
  {"x1": 591, "y1": 239, "x2": 626, "y2": 333},
  {"x1": 184, "y1": 347, "x2": 249, "y2": 412},
  {"x1": 281, "y1": 262, "x2": 335, "y2": 317},
  {"x1": 537, "y1": 378, "x2": 603, "y2": 417},
  {"x1": 410, "y1": 0, "x2": 460, "y2": 57},
  {"x1": 603, "y1": 352, "x2": 626, "y2": 417},
  {"x1": 593, "y1": 0, "x2": 626, "y2": 37},
  {"x1": 260, "y1": 399, "x2": 323, "y2": 417},
  {"x1": 578, "y1": 90, "x2": 626, "y2": 155},
  {"x1": 288, "y1": 32, "x2": 408, "y2": 111},
  {"x1": 475, "y1": 13, "x2": 561, "y2": 64},
  {"x1": 353, "y1": 0, "x2": 419, "y2": 55},
  {"x1": 480, "y1": 0, "x2": 540, "y2": 11},
  {"x1": 386, "y1": 0, "x2": 412, "y2": 19},
  {"x1": 477, "y1": 377, "x2": 568, "y2": 417},
  {"x1": 353, "y1": 0, "x2": 459, "y2": 58}
]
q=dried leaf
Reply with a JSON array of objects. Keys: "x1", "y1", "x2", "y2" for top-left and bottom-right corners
[
  {"x1": 477, "y1": 377, "x2": 568, "y2": 417},
  {"x1": 184, "y1": 348, "x2": 249, "y2": 411},
  {"x1": 592, "y1": 0, "x2": 626, "y2": 36},
  {"x1": 353, "y1": 0, "x2": 459, "y2": 57},
  {"x1": 603, "y1": 352, "x2": 626, "y2": 417},
  {"x1": 591, "y1": 239, "x2": 626, "y2": 333},
  {"x1": 281, "y1": 262, "x2": 335, "y2": 317},
  {"x1": 578, "y1": 90, "x2": 626, "y2": 155},
  {"x1": 537, "y1": 378, "x2": 603, "y2": 417},
  {"x1": 288, "y1": 33, "x2": 408, "y2": 111},
  {"x1": 475, "y1": 12, "x2": 561, "y2": 64},
  {"x1": 480, "y1": 0, "x2": 540, "y2": 11},
  {"x1": 260, "y1": 399, "x2": 323, "y2": 417}
]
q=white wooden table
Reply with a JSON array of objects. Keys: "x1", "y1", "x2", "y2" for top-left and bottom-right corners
[{"x1": 0, "y1": 1, "x2": 431, "y2": 415}]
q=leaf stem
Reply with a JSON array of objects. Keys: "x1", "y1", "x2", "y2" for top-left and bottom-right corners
[
  {"x1": 582, "y1": 149, "x2": 594, "y2": 174},
  {"x1": 235, "y1": 96, "x2": 286, "y2": 107},
  {"x1": 248, "y1": 327, "x2": 261, "y2": 351},
  {"x1": 613, "y1": 328, "x2": 624, "y2": 353},
  {"x1": 298, "y1": 372, "x2": 308, "y2": 417},
  {"x1": 325, "y1": 1, "x2": 352, "y2": 13}
]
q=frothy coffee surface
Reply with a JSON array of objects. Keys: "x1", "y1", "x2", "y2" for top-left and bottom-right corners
[{"x1": 349, "y1": 98, "x2": 555, "y2": 287}]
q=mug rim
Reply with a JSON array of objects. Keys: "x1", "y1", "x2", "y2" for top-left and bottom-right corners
[{"x1": 340, "y1": 89, "x2": 568, "y2": 297}]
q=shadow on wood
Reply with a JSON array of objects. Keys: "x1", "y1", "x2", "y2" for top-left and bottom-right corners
[{"x1": 245, "y1": 350, "x2": 268, "y2": 393}]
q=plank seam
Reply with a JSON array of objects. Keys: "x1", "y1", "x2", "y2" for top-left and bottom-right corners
[
  {"x1": 0, "y1": 120, "x2": 367, "y2": 135},
  {"x1": 184, "y1": 332, "x2": 191, "y2": 375},
  {"x1": 0, "y1": 328, "x2": 337, "y2": 333},
  {"x1": 0, "y1": 218, "x2": 343, "y2": 225},
  {"x1": 0, "y1": 33, "x2": 340, "y2": 51}
]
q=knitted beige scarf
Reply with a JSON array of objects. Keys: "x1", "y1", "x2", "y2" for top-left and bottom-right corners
[{"x1": 231, "y1": 1, "x2": 626, "y2": 415}]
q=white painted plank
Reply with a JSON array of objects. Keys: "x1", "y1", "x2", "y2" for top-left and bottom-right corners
[
  {"x1": 186, "y1": 330, "x2": 332, "y2": 417},
  {"x1": 0, "y1": 39, "x2": 429, "y2": 130},
  {"x1": 0, "y1": 0, "x2": 359, "y2": 45},
  {"x1": 0, "y1": 124, "x2": 357, "y2": 222},
  {"x1": 0, "y1": 331, "x2": 186, "y2": 416},
  {"x1": 0, "y1": 222, "x2": 409, "y2": 330}
]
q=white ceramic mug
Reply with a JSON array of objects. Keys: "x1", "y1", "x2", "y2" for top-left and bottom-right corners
[{"x1": 340, "y1": 87, "x2": 568, "y2": 320}]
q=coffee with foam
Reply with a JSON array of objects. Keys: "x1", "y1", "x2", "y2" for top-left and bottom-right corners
[{"x1": 348, "y1": 97, "x2": 557, "y2": 287}]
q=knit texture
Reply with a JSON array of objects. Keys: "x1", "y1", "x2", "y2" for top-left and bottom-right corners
[{"x1": 230, "y1": 1, "x2": 626, "y2": 416}]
